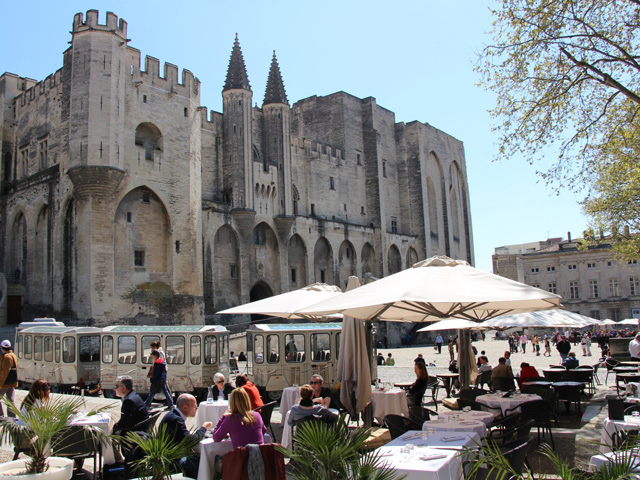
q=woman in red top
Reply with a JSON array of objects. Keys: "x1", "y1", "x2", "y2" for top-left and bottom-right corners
[
  {"x1": 517, "y1": 362, "x2": 540, "y2": 387},
  {"x1": 235, "y1": 374, "x2": 264, "y2": 410}
]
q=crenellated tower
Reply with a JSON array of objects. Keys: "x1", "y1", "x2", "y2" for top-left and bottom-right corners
[
  {"x1": 262, "y1": 52, "x2": 293, "y2": 219},
  {"x1": 222, "y1": 35, "x2": 254, "y2": 214}
]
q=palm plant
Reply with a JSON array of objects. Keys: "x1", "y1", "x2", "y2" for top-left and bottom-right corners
[
  {"x1": 0, "y1": 396, "x2": 110, "y2": 474},
  {"x1": 119, "y1": 423, "x2": 201, "y2": 480},
  {"x1": 278, "y1": 414, "x2": 402, "y2": 480}
]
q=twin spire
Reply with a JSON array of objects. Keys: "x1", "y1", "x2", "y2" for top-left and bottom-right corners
[{"x1": 223, "y1": 35, "x2": 288, "y2": 106}]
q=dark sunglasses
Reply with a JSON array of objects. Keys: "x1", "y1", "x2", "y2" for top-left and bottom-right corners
[
  {"x1": 215, "y1": 380, "x2": 224, "y2": 384},
  {"x1": 310, "y1": 381, "x2": 320, "y2": 385}
]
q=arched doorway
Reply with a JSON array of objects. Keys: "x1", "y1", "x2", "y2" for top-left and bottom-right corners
[{"x1": 249, "y1": 281, "x2": 274, "y2": 322}]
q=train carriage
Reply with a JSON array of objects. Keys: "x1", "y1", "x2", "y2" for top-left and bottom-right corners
[
  {"x1": 99, "y1": 325, "x2": 230, "y2": 400},
  {"x1": 248, "y1": 323, "x2": 342, "y2": 400},
  {"x1": 15, "y1": 324, "x2": 102, "y2": 392}
]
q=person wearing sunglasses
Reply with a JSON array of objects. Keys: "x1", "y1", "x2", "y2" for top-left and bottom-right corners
[
  {"x1": 310, "y1": 374, "x2": 331, "y2": 408},
  {"x1": 211, "y1": 372, "x2": 233, "y2": 400}
]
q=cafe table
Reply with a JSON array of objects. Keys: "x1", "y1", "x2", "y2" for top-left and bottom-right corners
[
  {"x1": 196, "y1": 400, "x2": 229, "y2": 427},
  {"x1": 375, "y1": 430, "x2": 481, "y2": 480},
  {"x1": 73, "y1": 412, "x2": 115, "y2": 465},
  {"x1": 475, "y1": 393, "x2": 541, "y2": 416},
  {"x1": 280, "y1": 408, "x2": 339, "y2": 449},
  {"x1": 422, "y1": 418, "x2": 487, "y2": 438},
  {"x1": 436, "y1": 373, "x2": 459, "y2": 398},
  {"x1": 600, "y1": 415, "x2": 640, "y2": 453},
  {"x1": 371, "y1": 388, "x2": 409, "y2": 424},
  {"x1": 434, "y1": 409, "x2": 495, "y2": 426},
  {"x1": 279, "y1": 386, "x2": 300, "y2": 416},
  {"x1": 590, "y1": 449, "x2": 640, "y2": 472},
  {"x1": 197, "y1": 434, "x2": 271, "y2": 480},
  {"x1": 522, "y1": 380, "x2": 552, "y2": 387}
]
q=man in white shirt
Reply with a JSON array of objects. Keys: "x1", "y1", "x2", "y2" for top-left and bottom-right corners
[{"x1": 629, "y1": 334, "x2": 640, "y2": 360}]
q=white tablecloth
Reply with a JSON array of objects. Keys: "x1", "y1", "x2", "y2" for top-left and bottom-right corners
[
  {"x1": 376, "y1": 432, "x2": 473, "y2": 480},
  {"x1": 435, "y1": 410, "x2": 495, "y2": 426},
  {"x1": 422, "y1": 419, "x2": 487, "y2": 438},
  {"x1": 590, "y1": 450, "x2": 640, "y2": 472},
  {"x1": 371, "y1": 389, "x2": 409, "y2": 423},
  {"x1": 196, "y1": 400, "x2": 229, "y2": 427},
  {"x1": 197, "y1": 434, "x2": 271, "y2": 480},
  {"x1": 475, "y1": 393, "x2": 541, "y2": 416},
  {"x1": 625, "y1": 382, "x2": 640, "y2": 396},
  {"x1": 600, "y1": 416, "x2": 640, "y2": 453},
  {"x1": 279, "y1": 387, "x2": 300, "y2": 416},
  {"x1": 72, "y1": 412, "x2": 115, "y2": 465}
]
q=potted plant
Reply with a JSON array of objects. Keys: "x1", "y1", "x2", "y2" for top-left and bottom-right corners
[
  {"x1": 279, "y1": 414, "x2": 401, "y2": 480},
  {"x1": 120, "y1": 423, "x2": 202, "y2": 480},
  {"x1": 0, "y1": 396, "x2": 110, "y2": 479}
]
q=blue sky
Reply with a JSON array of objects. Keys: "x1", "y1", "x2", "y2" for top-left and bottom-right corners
[{"x1": 0, "y1": 1, "x2": 587, "y2": 272}]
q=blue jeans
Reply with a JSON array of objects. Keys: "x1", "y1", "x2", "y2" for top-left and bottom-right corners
[
  {"x1": 559, "y1": 352, "x2": 568, "y2": 363},
  {"x1": 144, "y1": 383, "x2": 174, "y2": 409}
]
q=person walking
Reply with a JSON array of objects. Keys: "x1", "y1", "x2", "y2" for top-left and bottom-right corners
[
  {"x1": 544, "y1": 337, "x2": 551, "y2": 357},
  {"x1": 448, "y1": 338, "x2": 455, "y2": 361},
  {"x1": 145, "y1": 350, "x2": 174, "y2": 410},
  {"x1": 0, "y1": 340, "x2": 18, "y2": 417},
  {"x1": 520, "y1": 333, "x2": 528, "y2": 354},
  {"x1": 557, "y1": 335, "x2": 571, "y2": 363},
  {"x1": 435, "y1": 334, "x2": 443, "y2": 354}
]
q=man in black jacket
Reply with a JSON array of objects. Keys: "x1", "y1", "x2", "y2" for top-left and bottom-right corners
[
  {"x1": 556, "y1": 335, "x2": 572, "y2": 363},
  {"x1": 211, "y1": 372, "x2": 234, "y2": 400},
  {"x1": 160, "y1": 394, "x2": 212, "y2": 478},
  {"x1": 113, "y1": 375, "x2": 149, "y2": 435}
]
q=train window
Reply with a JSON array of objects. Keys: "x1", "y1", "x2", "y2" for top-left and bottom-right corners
[
  {"x1": 80, "y1": 335, "x2": 100, "y2": 362},
  {"x1": 285, "y1": 334, "x2": 305, "y2": 363},
  {"x1": 62, "y1": 337, "x2": 76, "y2": 363},
  {"x1": 204, "y1": 336, "x2": 217, "y2": 364},
  {"x1": 336, "y1": 333, "x2": 340, "y2": 360},
  {"x1": 55, "y1": 337, "x2": 60, "y2": 363},
  {"x1": 166, "y1": 336, "x2": 185, "y2": 364},
  {"x1": 34, "y1": 336, "x2": 43, "y2": 361},
  {"x1": 310, "y1": 333, "x2": 330, "y2": 362},
  {"x1": 102, "y1": 336, "x2": 113, "y2": 363},
  {"x1": 254, "y1": 335, "x2": 264, "y2": 364},
  {"x1": 267, "y1": 335, "x2": 279, "y2": 363},
  {"x1": 118, "y1": 336, "x2": 136, "y2": 364},
  {"x1": 24, "y1": 336, "x2": 32, "y2": 360},
  {"x1": 141, "y1": 335, "x2": 161, "y2": 364},
  {"x1": 44, "y1": 336, "x2": 53, "y2": 362},
  {"x1": 15, "y1": 335, "x2": 22, "y2": 359},
  {"x1": 190, "y1": 337, "x2": 201, "y2": 365}
]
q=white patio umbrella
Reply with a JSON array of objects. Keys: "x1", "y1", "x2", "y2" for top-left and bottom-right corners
[
  {"x1": 337, "y1": 277, "x2": 372, "y2": 417},
  {"x1": 296, "y1": 256, "x2": 562, "y2": 322},
  {"x1": 618, "y1": 318, "x2": 640, "y2": 325},
  {"x1": 297, "y1": 256, "x2": 561, "y2": 387},
  {"x1": 217, "y1": 283, "x2": 342, "y2": 319},
  {"x1": 416, "y1": 319, "x2": 484, "y2": 332},
  {"x1": 598, "y1": 319, "x2": 617, "y2": 326},
  {"x1": 481, "y1": 309, "x2": 596, "y2": 329}
]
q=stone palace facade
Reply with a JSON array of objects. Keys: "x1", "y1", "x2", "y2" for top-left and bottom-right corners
[{"x1": 0, "y1": 10, "x2": 473, "y2": 327}]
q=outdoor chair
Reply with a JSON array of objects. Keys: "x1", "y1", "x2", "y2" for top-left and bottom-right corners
[
  {"x1": 553, "y1": 383, "x2": 582, "y2": 415},
  {"x1": 604, "y1": 358, "x2": 620, "y2": 384},
  {"x1": 624, "y1": 404, "x2": 640, "y2": 416},
  {"x1": 383, "y1": 414, "x2": 421, "y2": 440},
  {"x1": 253, "y1": 401, "x2": 277, "y2": 438},
  {"x1": 491, "y1": 377, "x2": 515, "y2": 392},
  {"x1": 460, "y1": 388, "x2": 489, "y2": 401},
  {"x1": 518, "y1": 399, "x2": 555, "y2": 448},
  {"x1": 470, "y1": 437, "x2": 532, "y2": 479},
  {"x1": 52, "y1": 425, "x2": 102, "y2": 478},
  {"x1": 520, "y1": 385, "x2": 548, "y2": 397},
  {"x1": 543, "y1": 369, "x2": 566, "y2": 382},
  {"x1": 422, "y1": 378, "x2": 441, "y2": 411},
  {"x1": 591, "y1": 363, "x2": 602, "y2": 385},
  {"x1": 610, "y1": 428, "x2": 640, "y2": 452},
  {"x1": 476, "y1": 370, "x2": 492, "y2": 390},
  {"x1": 408, "y1": 405, "x2": 437, "y2": 424},
  {"x1": 2, "y1": 417, "x2": 34, "y2": 460},
  {"x1": 566, "y1": 368, "x2": 595, "y2": 395},
  {"x1": 489, "y1": 412, "x2": 521, "y2": 432}
]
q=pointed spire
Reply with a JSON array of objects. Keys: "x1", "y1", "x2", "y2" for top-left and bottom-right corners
[
  {"x1": 263, "y1": 51, "x2": 288, "y2": 106},
  {"x1": 224, "y1": 34, "x2": 251, "y2": 92}
]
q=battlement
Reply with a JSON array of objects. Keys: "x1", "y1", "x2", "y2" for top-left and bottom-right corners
[
  {"x1": 126, "y1": 48, "x2": 200, "y2": 97},
  {"x1": 199, "y1": 107, "x2": 223, "y2": 127},
  {"x1": 15, "y1": 68, "x2": 63, "y2": 109},
  {"x1": 291, "y1": 137, "x2": 344, "y2": 161},
  {"x1": 73, "y1": 10, "x2": 127, "y2": 40}
]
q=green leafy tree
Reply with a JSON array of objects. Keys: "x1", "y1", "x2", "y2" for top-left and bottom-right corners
[{"x1": 477, "y1": 0, "x2": 640, "y2": 257}]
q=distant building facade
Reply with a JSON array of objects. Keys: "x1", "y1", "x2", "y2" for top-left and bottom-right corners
[
  {"x1": 0, "y1": 11, "x2": 473, "y2": 328},
  {"x1": 493, "y1": 236, "x2": 640, "y2": 320}
]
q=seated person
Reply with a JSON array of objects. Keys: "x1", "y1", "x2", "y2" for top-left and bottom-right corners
[
  {"x1": 517, "y1": 362, "x2": 540, "y2": 387},
  {"x1": 477, "y1": 356, "x2": 492, "y2": 374},
  {"x1": 113, "y1": 375, "x2": 149, "y2": 436},
  {"x1": 159, "y1": 394, "x2": 212, "y2": 479},
  {"x1": 237, "y1": 352, "x2": 247, "y2": 362},
  {"x1": 213, "y1": 388, "x2": 266, "y2": 448},
  {"x1": 491, "y1": 357, "x2": 514, "y2": 380},
  {"x1": 235, "y1": 374, "x2": 264, "y2": 410},
  {"x1": 407, "y1": 362, "x2": 429, "y2": 406},
  {"x1": 288, "y1": 385, "x2": 338, "y2": 426},
  {"x1": 563, "y1": 352, "x2": 580, "y2": 369},
  {"x1": 310, "y1": 374, "x2": 331, "y2": 407},
  {"x1": 211, "y1": 372, "x2": 234, "y2": 401}
]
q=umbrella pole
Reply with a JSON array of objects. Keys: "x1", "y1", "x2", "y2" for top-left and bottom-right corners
[
  {"x1": 459, "y1": 329, "x2": 470, "y2": 389},
  {"x1": 362, "y1": 321, "x2": 374, "y2": 427}
]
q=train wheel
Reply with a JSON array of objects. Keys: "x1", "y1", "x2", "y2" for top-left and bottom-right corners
[{"x1": 267, "y1": 390, "x2": 282, "y2": 401}]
